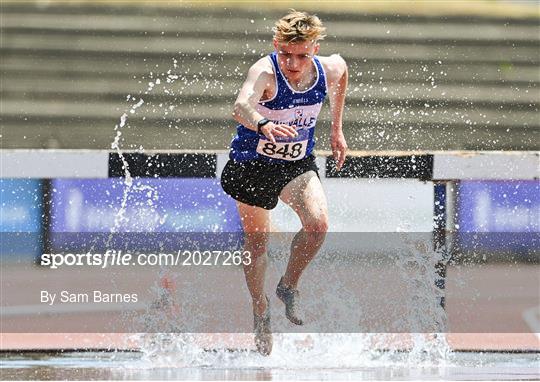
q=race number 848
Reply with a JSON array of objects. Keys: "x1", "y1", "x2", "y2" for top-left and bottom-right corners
[{"x1": 256, "y1": 139, "x2": 307, "y2": 160}]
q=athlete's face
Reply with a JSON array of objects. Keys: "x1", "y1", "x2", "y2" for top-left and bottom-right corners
[{"x1": 273, "y1": 40, "x2": 319, "y2": 80}]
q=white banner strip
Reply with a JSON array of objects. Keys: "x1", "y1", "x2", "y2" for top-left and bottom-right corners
[
  {"x1": 433, "y1": 152, "x2": 539, "y2": 180},
  {"x1": 1, "y1": 150, "x2": 109, "y2": 178},
  {"x1": 1, "y1": 150, "x2": 538, "y2": 180}
]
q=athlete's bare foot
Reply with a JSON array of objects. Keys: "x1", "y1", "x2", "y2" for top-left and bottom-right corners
[{"x1": 276, "y1": 277, "x2": 304, "y2": 325}]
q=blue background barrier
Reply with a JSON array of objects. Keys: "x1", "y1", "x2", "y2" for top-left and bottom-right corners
[
  {"x1": 50, "y1": 178, "x2": 242, "y2": 233},
  {"x1": 0, "y1": 179, "x2": 43, "y2": 258},
  {"x1": 457, "y1": 180, "x2": 540, "y2": 253}
]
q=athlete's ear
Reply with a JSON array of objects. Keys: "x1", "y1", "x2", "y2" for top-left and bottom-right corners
[{"x1": 314, "y1": 43, "x2": 320, "y2": 55}]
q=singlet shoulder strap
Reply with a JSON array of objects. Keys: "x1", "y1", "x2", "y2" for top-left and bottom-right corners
[
  {"x1": 269, "y1": 51, "x2": 289, "y2": 90},
  {"x1": 312, "y1": 55, "x2": 328, "y2": 93}
]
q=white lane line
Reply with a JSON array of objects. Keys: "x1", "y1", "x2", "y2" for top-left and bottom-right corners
[{"x1": 1, "y1": 302, "x2": 148, "y2": 316}]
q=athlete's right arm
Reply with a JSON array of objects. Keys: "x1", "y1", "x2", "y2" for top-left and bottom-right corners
[{"x1": 232, "y1": 61, "x2": 297, "y2": 144}]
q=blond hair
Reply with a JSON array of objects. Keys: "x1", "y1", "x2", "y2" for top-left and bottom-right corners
[{"x1": 273, "y1": 10, "x2": 326, "y2": 43}]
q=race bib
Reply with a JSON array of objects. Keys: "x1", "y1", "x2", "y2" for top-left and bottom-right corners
[{"x1": 256, "y1": 139, "x2": 308, "y2": 161}]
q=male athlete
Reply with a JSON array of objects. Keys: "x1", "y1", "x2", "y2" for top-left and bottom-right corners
[{"x1": 221, "y1": 10, "x2": 348, "y2": 356}]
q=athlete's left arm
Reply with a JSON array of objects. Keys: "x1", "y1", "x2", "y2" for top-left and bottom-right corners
[{"x1": 326, "y1": 54, "x2": 348, "y2": 171}]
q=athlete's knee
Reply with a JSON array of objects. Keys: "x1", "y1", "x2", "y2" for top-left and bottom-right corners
[{"x1": 303, "y1": 216, "x2": 328, "y2": 233}]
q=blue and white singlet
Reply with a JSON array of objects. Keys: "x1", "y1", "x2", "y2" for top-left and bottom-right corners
[{"x1": 229, "y1": 51, "x2": 327, "y2": 163}]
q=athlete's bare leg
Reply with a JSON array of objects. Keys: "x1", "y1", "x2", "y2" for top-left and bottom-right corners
[
  {"x1": 278, "y1": 171, "x2": 328, "y2": 289},
  {"x1": 237, "y1": 201, "x2": 271, "y2": 316}
]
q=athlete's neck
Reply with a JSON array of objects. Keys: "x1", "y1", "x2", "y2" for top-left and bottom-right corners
[{"x1": 281, "y1": 60, "x2": 317, "y2": 92}]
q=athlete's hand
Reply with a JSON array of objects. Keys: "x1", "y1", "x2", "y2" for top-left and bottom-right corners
[
  {"x1": 260, "y1": 122, "x2": 298, "y2": 144},
  {"x1": 331, "y1": 132, "x2": 348, "y2": 171}
]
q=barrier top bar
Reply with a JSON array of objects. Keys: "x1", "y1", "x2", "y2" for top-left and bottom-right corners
[{"x1": 1, "y1": 149, "x2": 538, "y2": 180}]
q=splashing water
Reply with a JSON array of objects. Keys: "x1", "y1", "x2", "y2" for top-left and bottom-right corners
[
  {"x1": 109, "y1": 62, "x2": 176, "y2": 336},
  {"x1": 111, "y1": 111, "x2": 133, "y2": 234},
  {"x1": 110, "y1": 97, "x2": 151, "y2": 233},
  {"x1": 131, "y1": 237, "x2": 454, "y2": 369},
  {"x1": 128, "y1": 332, "x2": 454, "y2": 370}
]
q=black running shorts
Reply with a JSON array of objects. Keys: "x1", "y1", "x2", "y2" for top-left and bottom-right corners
[{"x1": 221, "y1": 155, "x2": 319, "y2": 210}]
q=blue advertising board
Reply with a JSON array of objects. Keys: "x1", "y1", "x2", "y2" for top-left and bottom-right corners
[
  {"x1": 50, "y1": 178, "x2": 242, "y2": 233},
  {"x1": 0, "y1": 179, "x2": 43, "y2": 258},
  {"x1": 49, "y1": 178, "x2": 243, "y2": 253},
  {"x1": 457, "y1": 180, "x2": 540, "y2": 253}
]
